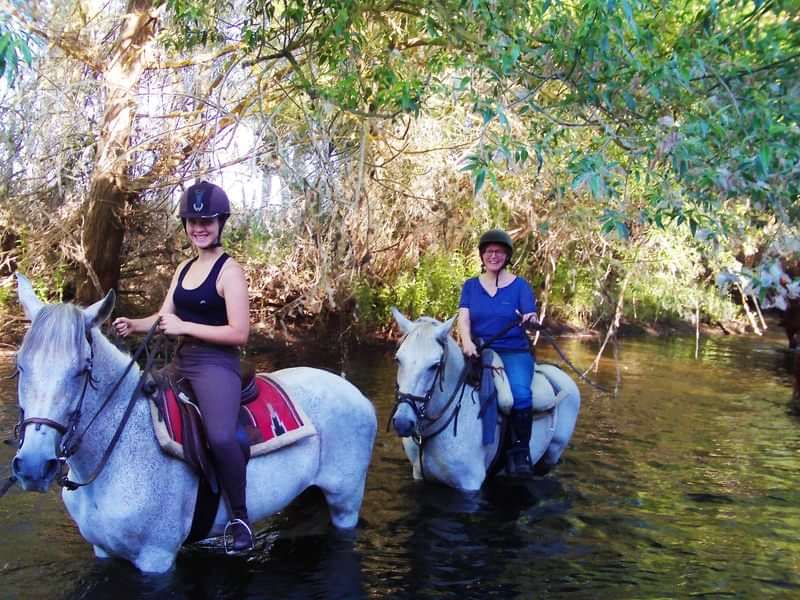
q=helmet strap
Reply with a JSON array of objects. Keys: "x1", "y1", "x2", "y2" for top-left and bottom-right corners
[{"x1": 210, "y1": 216, "x2": 227, "y2": 248}]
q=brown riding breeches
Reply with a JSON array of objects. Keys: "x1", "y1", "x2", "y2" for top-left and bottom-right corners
[{"x1": 175, "y1": 342, "x2": 246, "y2": 513}]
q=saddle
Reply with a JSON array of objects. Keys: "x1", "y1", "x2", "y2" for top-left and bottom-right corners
[
  {"x1": 483, "y1": 356, "x2": 568, "y2": 416},
  {"x1": 146, "y1": 362, "x2": 317, "y2": 494}
]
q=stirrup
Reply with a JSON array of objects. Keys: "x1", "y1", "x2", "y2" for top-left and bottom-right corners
[
  {"x1": 506, "y1": 447, "x2": 534, "y2": 478},
  {"x1": 223, "y1": 518, "x2": 255, "y2": 555}
]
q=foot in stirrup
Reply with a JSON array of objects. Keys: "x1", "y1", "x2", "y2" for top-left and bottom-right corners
[
  {"x1": 224, "y1": 512, "x2": 254, "y2": 554},
  {"x1": 506, "y1": 446, "x2": 534, "y2": 478}
]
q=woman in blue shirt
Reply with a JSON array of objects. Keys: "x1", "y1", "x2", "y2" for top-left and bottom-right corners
[{"x1": 457, "y1": 229, "x2": 538, "y2": 477}]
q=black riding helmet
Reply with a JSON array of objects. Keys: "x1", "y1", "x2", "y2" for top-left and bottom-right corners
[
  {"x1": 478, "y1": 229, "x2": 513, "y2": 270},
  {"x1": 179, "y1": 181, "x2": 231, "y2": 247}
]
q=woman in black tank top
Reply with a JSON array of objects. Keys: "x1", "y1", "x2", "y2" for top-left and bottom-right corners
[{"x1": 112, "y1": 181, "x2": 254, "y2": 553}]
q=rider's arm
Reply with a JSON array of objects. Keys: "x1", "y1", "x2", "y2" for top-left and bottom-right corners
[
  {"x1": 518, "y1": 279, "x2": 538, "y2": 324},
  {"x1": 166, "y1": 260, "x2": 250, "y2": 347},
  {"x1": 458, "y1": 308, "x2": 478, "y2": 357},
  {"x1": 112, "y1": 263, "x2": 182, "y2": 336}
]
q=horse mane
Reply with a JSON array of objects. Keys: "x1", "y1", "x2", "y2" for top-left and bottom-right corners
[
  {"x1": 19, "y1": 304, "x2": 88, "y2": 366},
  {"x1": 18, "y1": 303, "x2": 131, "y2": 375}
]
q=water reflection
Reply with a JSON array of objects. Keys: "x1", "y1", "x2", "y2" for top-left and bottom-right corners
[{"x1": 2, "y1": 328, "x2": 800, "y2": 599}]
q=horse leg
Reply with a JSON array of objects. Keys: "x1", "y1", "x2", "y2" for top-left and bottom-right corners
[
  {"x1": 315, "y1": 415, "x2": 376, "y2": 529},
  {"x1": 401, "y1": 437, "x2": 422, "y2": 480},
  {"x1": 319, "y1": 480, "x2": 367, "y2": 529},
  {"x1": 131, "y1": 546, "x2": 178, "y2": 574}
]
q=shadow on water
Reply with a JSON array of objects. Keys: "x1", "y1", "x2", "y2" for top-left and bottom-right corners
[
  {"x1": 64, "y1": 490, "x2": 366, "y2": 600},
  {"x1": 357, "y1": 474, "x2": 576, "y2": 599},
  {"x1": 62, "y1": 533, "x2": 365, "y2": 600}
]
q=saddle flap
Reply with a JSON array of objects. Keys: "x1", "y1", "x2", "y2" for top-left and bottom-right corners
[
  {"x1": 179, "y1": 400, "x2": 219, "y2": 494},
  {"x1": 531, "y1": 370, "x2": 557, "y2": 412},
  {"x1": 488, "y1": 354, "x2": 514, "y2": 415},
  {"x1": 489, "y1": 357, "x2": 559, "y2": 414}
]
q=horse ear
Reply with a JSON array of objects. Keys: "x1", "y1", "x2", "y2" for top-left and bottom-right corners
[
  {"x1": 391, "y1": 306, "x2": 415, "y2": 334},
  {"x1": 84, "y1": 289, "x2": 116, "y2": 329},
  {"x1": 16, "y1": 273, "x2": 44, "y2": 322},
  {"x1": 435, "y1": 315, "x2": 457, "y2": 343}
]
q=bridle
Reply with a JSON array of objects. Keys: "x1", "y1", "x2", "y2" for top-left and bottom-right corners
[
  {"x1": 9, "y1": 320, "x2": 162, "y2": 493},
  {"x1": 14, "y1": 327, "x2": 97, "y2": 459},
  {"x1": 388, "y1": 337, "x2": 472, "y2": 444}
]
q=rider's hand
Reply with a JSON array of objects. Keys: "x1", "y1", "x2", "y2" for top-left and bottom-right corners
[
  {"x1": 112, "y1": 317, "x2": 133, "y2": 338},
  {"x1": 157, "y1": 313, "x2": 185, "y2": 336},
  {"x1": 462, "y1": 339, "x2": 479, "y2": 358},
  {"x1": 518, "y1": 311, "x2": 539, "y2": 328}
]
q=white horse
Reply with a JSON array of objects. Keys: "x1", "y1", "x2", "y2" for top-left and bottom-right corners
[
  {"x1": 390, "y1": 308, "x2": 580, "y2": 492},
  {"x1": 9, "y1": 274, "x2": 377, "y2": 573}
]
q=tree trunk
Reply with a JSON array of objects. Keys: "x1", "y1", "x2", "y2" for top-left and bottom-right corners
[{"x1": 76, "y1": 0, "x2": 157, "y2": 303}]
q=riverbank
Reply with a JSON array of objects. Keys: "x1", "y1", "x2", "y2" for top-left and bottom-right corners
[
  {"x1": 0, "y1": 303, "x2": 764, "y2": 364},
  {"x1": 244, "y1": 312, "x2": 758, "y2": 369}
]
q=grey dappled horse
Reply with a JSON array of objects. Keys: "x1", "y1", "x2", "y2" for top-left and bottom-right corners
[
  {"x1": 391, "y1": 308, "x2": 580, "y2": 491},
  {"x1": 10, "y1": 274, "x2": 377, "y2": 573}
]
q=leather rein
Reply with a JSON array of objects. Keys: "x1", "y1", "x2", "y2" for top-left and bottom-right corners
[{"x1": 1, "y1": 321, "x2": 162, "y2": 497}]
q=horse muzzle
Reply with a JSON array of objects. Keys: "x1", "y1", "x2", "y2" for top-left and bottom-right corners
[
  {"x1": 11, "y1": 428, "x2": 63, "y2": 492},
  {"x1": 390, "y1": 401, "x2": 419, "y2": 438},
  {"x1": 11, "y1": 453, "x2": 61, "y2": 492}
]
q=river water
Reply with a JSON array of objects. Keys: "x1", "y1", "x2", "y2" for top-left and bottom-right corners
[{"x1": 1, "y1": 328, "x2": 799, "y2": 599}]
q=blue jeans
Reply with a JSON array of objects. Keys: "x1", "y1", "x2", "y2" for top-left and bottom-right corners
[{"x1": 496, "y1": 350, "x2": 535, "y2": 409}]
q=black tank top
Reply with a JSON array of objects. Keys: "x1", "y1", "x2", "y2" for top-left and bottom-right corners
[{"x1": 173, "y1": 253, "x2": 229, "y2": 326}]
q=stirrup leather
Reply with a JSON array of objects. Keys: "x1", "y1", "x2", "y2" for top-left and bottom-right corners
[{"x1": 223, "y1": 518, "x2": 255, "y2": 554}]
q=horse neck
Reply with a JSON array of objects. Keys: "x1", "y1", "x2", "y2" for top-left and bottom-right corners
[
  {"x1": 429, "y1": 337, "x2": 468, "y2": 410},
  {"x1": 68, "y1": 333, "x2": 148, "y2": 469}
]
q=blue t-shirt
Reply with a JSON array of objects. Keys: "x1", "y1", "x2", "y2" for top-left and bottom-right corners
[{"x1": 458, "y1": 276, "x2": 537, "y2": 351}]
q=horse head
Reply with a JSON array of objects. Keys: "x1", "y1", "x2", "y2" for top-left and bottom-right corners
[
  {"x1": 390, "y1": 307, "x2": 458, "y2": 438},
  {"x1": 11, "y1": 273, "x2": 115, "y2": 491}
]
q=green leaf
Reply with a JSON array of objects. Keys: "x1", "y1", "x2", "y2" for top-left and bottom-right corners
[
  {"x1": 589, "y1": 174, "x2": 603, "y2": 199},
  {"x1": 623, "y1": 91, "x2": 636, "y2": 111},
  {"x1": 17, "y1": 38, "x2": 32, "y2": 66},
  {"x1": 474, "y1": 167, "x2": 486, "y2": 195},
  {"x1": 0, "y1": 34, "x2": 10, "y2": 58},
  {"x1": 622, "y1": 0, "x2": 637, "y2": 35},
  {"x1": 757, "y1": 147, "x2": 770, "y2": 177}
]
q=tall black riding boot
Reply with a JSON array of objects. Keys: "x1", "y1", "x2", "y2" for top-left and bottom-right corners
[
  {"x1": 506, "y1": 407, "x2": 534, "y2": 477},
  {"x1": 224, "y1": 508, "x2": 254, "y2": 554}
]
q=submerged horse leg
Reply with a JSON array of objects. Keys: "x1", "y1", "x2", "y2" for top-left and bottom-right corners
[
  {"x1": 132, "y1": 546, "x2": 179, "y2": 574},
  {"x1": 315, "y1": 416, "x2": 376, "y2": 529},
  {"x1": 401, "y1": 437, "x2": 422, "y2": 480},
  {"x1": 316, "y1": 433, "x2": 374, "y2": 528},
  {"x1": 320, "y1": 481, "x2": 368, "y2": 529}
]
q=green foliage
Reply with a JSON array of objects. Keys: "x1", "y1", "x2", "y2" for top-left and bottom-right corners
[
  {"x1": 224, "y1": 216, "x2": 274, "y2": 264},
  {"x1": 353, "y1": 251, "x2": 476, "y2": 327},
  {"x1": 547, "y1": 261, "x2": 607, "y2": 328},
  {"x1": 161, "y1": 0, "x2": 798, "y2": 238},
  {"x1": 0, "y1": 12, "x2": 34, "y2": 86}
]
